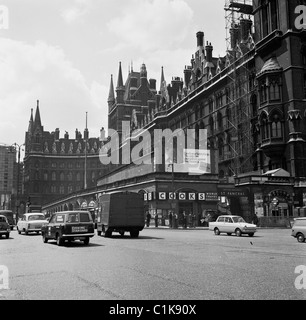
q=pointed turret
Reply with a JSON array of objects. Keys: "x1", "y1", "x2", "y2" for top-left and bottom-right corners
[
  {"x1": 116, "y1": 61, "x2": 124, "y2": 89},
  {"x1": 108, "y1": 74, "x2": 115, "y2": 111},
  {"x1": 116, "y1": 61, "x2": 125, "y2": 103},
  {"x1": 160, "y1": 66, "x2": 165, "y2": 92},
  {"x1": 34, "y1": 100, "x2": 42, "y2": 128},
  {"x1": 28, "y1": 108, "x2": 34, "y2": 133}
]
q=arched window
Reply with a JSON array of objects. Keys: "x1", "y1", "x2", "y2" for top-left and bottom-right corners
[
  {"x1": 68, "y1": 172, "x2": 73, "y2": 181},
  {"x1": 218, "y1": 138, "x2": 224, "y2": 158},
  {"x1": 51, "y1": 172, "x2": 56, "y2": 181},
  {"x1": 217, "y1": 112, "x2": 223, "y2": 130},
  {"x1": 251, "y1": 94, "x2": 257, "y2": 117},
  {"x1": 59, "y1": 185, "x2": 65, "y2": 194},
  {"x1": 271, "y1": 113, "x2": 282, "y2": 137},
  {"x1": 60, "y1": 172, "x2": 65, "y2": 181},
  {"x1": 260, "y1": 113, "x2": 269, "y2": 140},
  {"x1": 209, "y1": 116, "x2": 214, "y2": 135},
  {"x1": 76, "y1": 173, "x2": 81, "y2": 181}
]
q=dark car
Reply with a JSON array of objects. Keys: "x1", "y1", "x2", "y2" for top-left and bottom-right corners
[
  {"x1": 41, "y1": 211, "x2": 95, "y2": 246},
  {"x1": 0, "y1": 210, "x2": 15, "y2": 230},
  {"x1": 0, "y1": 215, "x2": 10, "y2": 239}
]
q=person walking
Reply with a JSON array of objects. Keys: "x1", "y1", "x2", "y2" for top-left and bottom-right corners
[
  {"x1": 154, "y1": 213, "x2": 159, "y2": 227},
  {"x1": 168, "y1": 211, "x2": 173, "y2": 228},
  {"x1": 146, "y1": 211, "x2": 151, "y2": 227},
  {"x1": 182, "y1": 211, "x2": 187, "y2": 229}
]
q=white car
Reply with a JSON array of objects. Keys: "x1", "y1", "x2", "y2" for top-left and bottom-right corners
[
  {"x1": 209, "y1": 215, "x2": 257, "y2": 237},
  {"x1": 17, "y1": 213, "x2": 49, "y2": 235}
]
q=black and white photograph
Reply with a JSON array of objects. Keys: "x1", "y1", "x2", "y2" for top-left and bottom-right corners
[{"x1": 0, "y1": 0, "x2": 306, "y2": 306}]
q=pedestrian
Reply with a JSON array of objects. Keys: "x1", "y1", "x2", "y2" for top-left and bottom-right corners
[
  {"x1": 192, "y1": 213, "x2": 196, "y2": 228},
  {"x1": 188, "y1": 212, "x2": 192, "y2": 228},
  {"x1": 155, "y1": 213, "x2": 159, "y2": 227},
  {"x1": 169, "y1": 211, "x2": 173, "y2": 228},
  {"x1": 146, "y1": 211, "x2": 151, "y2": 227},
  {"x1": 183, "y1": 211, "x2": 187, "y2": 229},
  {"x1": 173, "y1": 213, "x2": 178, "y2": 229}
]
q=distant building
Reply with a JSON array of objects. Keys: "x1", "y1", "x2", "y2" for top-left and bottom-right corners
[
  {"x1": 0, "y1": 144, "x2": 16, "y2": 210},
  {"x1": 23, "y1": 101, "x2": 108, "y2": 212}
]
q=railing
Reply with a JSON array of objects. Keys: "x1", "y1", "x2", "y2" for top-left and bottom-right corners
[{"x1": 257, "y1": 216, "x2": 294, "y2": 228}]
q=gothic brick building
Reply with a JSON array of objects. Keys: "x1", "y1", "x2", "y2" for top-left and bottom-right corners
[
  {"x1": 23, "y1": 101, "x2": 108, "y2": 211},
  {"x1": 41, "y1": 0, "x2": 306, "y2": 225}
]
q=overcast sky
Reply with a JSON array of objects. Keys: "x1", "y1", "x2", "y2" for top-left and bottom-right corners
[{"x1": 0, "y1": 0, "x2": 227, "y2": 150}]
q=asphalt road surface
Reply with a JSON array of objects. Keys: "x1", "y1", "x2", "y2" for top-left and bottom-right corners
[{"x1": 0, "y1": 227, "x2": 305, "y2": 300}]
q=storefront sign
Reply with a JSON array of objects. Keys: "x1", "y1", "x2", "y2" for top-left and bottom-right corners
[
  {"x1": 218, "y1": 188, "x2": 247, "y2": 197},
  {"x1": 205, "y1": 192, "x2": 219, "y2": 201},
  {"x1": 144, "y1": 191, "x2": 218, "y2": 202}
]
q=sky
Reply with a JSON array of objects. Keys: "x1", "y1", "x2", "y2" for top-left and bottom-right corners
[{"x1": 0, "y1": 0, "x2": 227, "y2": 151}]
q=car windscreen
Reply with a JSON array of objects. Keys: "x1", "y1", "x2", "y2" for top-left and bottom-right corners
[
  {"x1": 28, "y1": 215, "x2": 45, "y2": 221},
  {"x1": 80, "y1": 212, "x2": 92, "y2": 222},
  {"x1": 0, "y1": 216, "x2": 7, "y2": 223},
  {"x1": 67, "y1": 213, "x2": 79, "y2": 223}
]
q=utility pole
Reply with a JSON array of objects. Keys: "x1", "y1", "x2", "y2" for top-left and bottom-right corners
[{"x1": 84, "y1": 112, "x2": 88, "y2": 190}]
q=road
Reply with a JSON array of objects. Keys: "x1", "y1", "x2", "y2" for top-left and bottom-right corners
[{"x1": 0, "y1": 227, "x2": 305, "y2": 300}]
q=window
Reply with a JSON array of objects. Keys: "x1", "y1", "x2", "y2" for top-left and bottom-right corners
[
  {"x1": 260, "y1": 0, "x2": 279, "y2": 38},
  {"x1": 60, "y1": 172, "x2": 65, "y2": 181},
  {"x1": 271, "y1": 114, "x2": 282, "y2": 137},
  {"x1": 59, "y1": 185, "x2": 65, "y2": 194},
  {"x1": 51, "y1": 172, "x2": 56, "y2": 181}
]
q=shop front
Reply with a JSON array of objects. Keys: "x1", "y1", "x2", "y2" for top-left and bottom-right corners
[{"x1": 144, "y1": 189, "x2": 219, "y2": 227}]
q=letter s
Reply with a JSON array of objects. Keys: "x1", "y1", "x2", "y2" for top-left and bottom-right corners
[{"x1": 294, "y1": 265, "x2": 306, "y2": 290}]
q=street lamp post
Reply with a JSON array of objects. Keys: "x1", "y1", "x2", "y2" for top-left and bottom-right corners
[{"x1": 12, "y1": 143, "x2": 24, "y2": 224}]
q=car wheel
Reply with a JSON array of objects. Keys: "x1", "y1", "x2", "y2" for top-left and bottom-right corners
[
  {"x1": 97, "y1": 230, "x2": 102, "y2": 236},
  {"x1": 248, "y1": 233, "x2": 254, "y2": 237},
  {"x1": 214, "y1": 228, "x2": 220, "y2": 235},
  {"x1": 235, "y1": 228, "x2": 242, "y2": 237},
  {"x1": 83, "y1": 237, "x2": 90, "y2": 245},
  {"x1": 17, "y1": 227, "x2": 21, "y2": 235},
  {"x1": 297, "y1": 233, "x2": 305, "y2": 243},
  {"x1": 130, "y1": 230, "x2": 139, "y2": 238},
  {"x1": 42, "y1": 233, "x2": 48, "y2": 243},
  {"x1": 56, "y1": 234, "x2": 64, "y2": 246},
  {"x1": 227, "y1": 233, "x2": 232, "y2": 236}
]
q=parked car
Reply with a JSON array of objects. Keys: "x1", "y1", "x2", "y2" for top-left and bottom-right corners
[
  {"x1": 41, "y1": 211, "x2": 95, "y2": 246},
  {"x1": 291, "y1": 217, "x2": 306, "y2": 243},
  {"x1": 0, "y1": 215, "x2": 10, "y2": 239},
  {"x1": 17, "y1": 213, "x2": 49, "y2": 235},
  {"x1": 209, "y1": 215, "x2": 257, "y2": 237},
  {"x1": 0, "y1": 210, "x2": 15, "y2": 230}
]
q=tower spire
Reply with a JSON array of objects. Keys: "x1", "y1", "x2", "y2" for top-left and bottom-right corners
[
  {"x1": 34, "y1": 100, "x2": 42, "y2": 127},
  {"x1": 117, "y1": 61, "x2": 124, "y2": 88},
  {"x1": 108, "y1": 74, "x2": 115, "y2": 104},
  {"x1": 160, "y1": 66, "x2": 166, "y2": 92}
]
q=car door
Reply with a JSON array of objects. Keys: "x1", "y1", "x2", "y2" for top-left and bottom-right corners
[
  {"x1": 47, "y1": 214, "x2": 57, "y2": 239},
  {"x1": 228, "y1": 217, "x2": 235, "y2": 233}
]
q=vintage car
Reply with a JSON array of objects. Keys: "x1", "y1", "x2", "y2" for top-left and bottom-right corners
[
  {"x1": 0, "y1": 210, "x2": 15, "y2": 230},
  {"x1": 0, "y1": 215, "x2": 10, "y2": 239},
  {"x1": 17, "y1": 213, "x2": 49, "y2": 235},
  {"x1": 209, "y1": 215, "x2": 257, "y2": 237},
  {"x1": 291, "y1": 217, "x2": 306, "y2": 243},
  {"x1": 41, "y1": 211, "x2": 95, "y2": 246}
]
